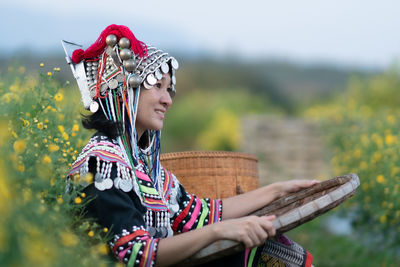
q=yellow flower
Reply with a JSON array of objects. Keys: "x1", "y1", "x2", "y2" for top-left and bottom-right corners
[
  {"x1": 43, "y1": 138, "x2": 48, "y2": 144},
  {"x1": 47, "y1": 72, "x2": 52, "y2": 76},
  {"x1": 62, "y1": 132, "x2": 69, "y2": 141},
  {"x1": 360, "y1": 161, "x2": 368, "y2": 170},
  {"x1": 387, "y1": 115, "x2": 396, "y2": 125},
  {"x1": 42, "y1": 155, "x2": 52, "y2": 164},
  {"x1": 75, "y1": 197, "x2": 82, "y2": 204},
  {"x1": 103, "y1": 227, "x2": 108, "y2": 233},
  {"x1": 58, "y1": 125, "x2": 65, "y2": 133},
  {"x1": 13, "y1": 139, "x2": 26, "y2": 154},
  {"x1": 377, "y1": 175, "x2": 386, "y2": 184},
  {"x1": 57, "y1": 195, "x2": 63, "y2": 204},
  {"x1": 17, "y1": 164, "x2": 25, "y2": 172},
  {"x1": 95, "y1": 243, "x2": 109, "y2": 255},
  {"x1": 60, "y1": 232, "x2": 78, "y2": 247},
  {"x1": 81, "y1": 192, "x2": 86, "y2": 198},
  {"x1": 353, "y1": 149, "x2": 361, "y2": 158},
  {"x1": 37, "y1": 122, "x2": 44, "y2": 129},
  {"x1": 72, "y1": 124, "x2": 79, "y2": 132},
  {"x1": 380, "y1": 215, "x2": 387, "y2": 224},
  {"x1": 385, "y1": 134, "x2": 396, "y2": 145},
  {"x1": 40, "y1": 62, "x2": 44, "y2": 67},
  {"x1": 54, "y1": 92, "x2": 63, "y2": 102},
  {"x1": 88, "y1": 230, "x2": 94, "y2": 237},
  {"x1": 83, "y1": 173, "x2": 94, "y2": 184},
  {"x1": 48, "y1": 144, "x2": 59, "y2": 152}
]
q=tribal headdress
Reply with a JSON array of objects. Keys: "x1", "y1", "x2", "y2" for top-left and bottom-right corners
[{"x1": 62, "y1": 24, "x2": 179, "y2": 189}]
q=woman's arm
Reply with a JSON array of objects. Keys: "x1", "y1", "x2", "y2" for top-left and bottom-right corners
[
  {"x1": 222, "y1": 179, "x2": 319, "y2": 220},
  {"x1": 155, "y1": 215, "x2": 276, "y2": 267}
]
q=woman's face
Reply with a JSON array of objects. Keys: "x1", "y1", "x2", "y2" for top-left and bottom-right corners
[{"x1": 135, "y1": 73, "x2": 173, "y2": 137}]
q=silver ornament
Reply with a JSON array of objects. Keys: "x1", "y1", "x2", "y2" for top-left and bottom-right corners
[
  {"x1": 100, "y1": 83, "x2": 108, "y2": 93},
  {"x1": 161, "y1": 63, "x2": 169, "y2": 74},
  {"x1": 89, "y1": 89, "x2": 97, "y2": 98},
  {"x1": 109, "y1": 79, "x2": 118, "y2": 89},
  {"x1": 116, "y1": 74, "x2": 124, "y2": 82},
  {"x1": 90, "y1": 101, "x2": 99, "y2": 113},
  {"x1": 119, "y1": 49, "x2": 132, "y2": 60},
  {"x1": 128, "y1": 75, "x2": 142, "y2": 88},
  {"x1": 106, "y1": 34, "x2": 117, "y2": 47},
  {"x1": 119, "y1": 37, "x2": 130, "y2": 49},
  {"x1": 143, "y1": 80, "x2": 152, "y2": 89},
  {"x1": 171, "y1": 58, "x2": 179, "y2": 70},
  {"x1": 154, "y1": 69, "x2": 162, "y2": 80},
  {"x1": 120, "y1": 179, "x2": 133, "y2": 192},
  {"x1": 123, "y1": 59, "x2": 136, "y2": 72},
  {"x1": 146, "y1": 74, "x2": 157, "y2": 86}
]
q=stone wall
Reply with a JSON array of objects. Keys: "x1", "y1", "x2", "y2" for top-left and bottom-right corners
[{"x1": 241, "y1": 115, "x2": 331, "y2": 186}]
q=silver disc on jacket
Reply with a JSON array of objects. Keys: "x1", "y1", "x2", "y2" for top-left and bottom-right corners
[{"x1": 120, "y1": 179, "x2": 133, "y2": 192}]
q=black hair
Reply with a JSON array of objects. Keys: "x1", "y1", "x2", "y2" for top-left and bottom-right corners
[{"x1": 81, "y1": 102, "x2": 123, "y2": 139}]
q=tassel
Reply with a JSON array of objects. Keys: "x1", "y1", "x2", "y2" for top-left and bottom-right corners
[{"x1": 71, "y1": 24, "x2": 147, "y2": 64}]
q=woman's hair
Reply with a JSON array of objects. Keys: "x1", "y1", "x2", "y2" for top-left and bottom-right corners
[{"x1": 81, "y1": 106, "x2": 123, "y2": 139}]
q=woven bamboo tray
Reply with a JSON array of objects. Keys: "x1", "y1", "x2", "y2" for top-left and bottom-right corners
[
  {"x1": 178, "y1": 173, "x2": 360, "y2": 266},
  {"x1": 160, "y1": 151, "x2": 259, "y2": 199}
]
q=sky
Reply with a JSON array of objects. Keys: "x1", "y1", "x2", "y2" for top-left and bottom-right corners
[{"x1": 2, "y1": 0, "x2": 400, "y2": 69}]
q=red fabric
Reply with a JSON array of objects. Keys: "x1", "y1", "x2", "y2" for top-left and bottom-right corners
[
  {"x1": 305, "y1": 250, "x2": 313, "y2": 267},
  {"x1": 71, "y1": 24, "x2": 147, "y2": 64},
  {"x1": 171, "y1": 196, "x2": 194, "y2": 231}
]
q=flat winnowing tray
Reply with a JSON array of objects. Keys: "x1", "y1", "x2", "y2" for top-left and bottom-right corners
[{"x1": 178, "y1": 173, "x2": 360, "y2": 266}]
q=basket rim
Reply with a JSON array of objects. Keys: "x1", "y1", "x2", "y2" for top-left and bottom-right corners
[{"x1": 160, "y1": 150, "x2": 258, "y2": 161}]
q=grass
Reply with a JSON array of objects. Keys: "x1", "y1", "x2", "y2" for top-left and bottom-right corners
[{"x1": 286, "y1": 214, "x2": 400, "y2": 267}]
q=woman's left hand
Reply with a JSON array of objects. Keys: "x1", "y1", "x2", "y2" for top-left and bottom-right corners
[{"x1": 275, "y1": 179, "x2": 320, "y2": 198}]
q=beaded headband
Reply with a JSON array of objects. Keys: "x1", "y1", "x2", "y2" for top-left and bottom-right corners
[{"x1": 61, "y1": 24, "x2": 179, "y2": 113}]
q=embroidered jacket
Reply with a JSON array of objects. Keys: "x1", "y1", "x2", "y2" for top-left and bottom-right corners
[{"x1": 68, "y1": 134, "x2": 222, "y2": 266}]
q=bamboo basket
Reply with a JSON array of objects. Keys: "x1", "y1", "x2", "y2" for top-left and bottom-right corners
[{"x1": 160, "y1": 151, "x2": 259, "y2": 199}]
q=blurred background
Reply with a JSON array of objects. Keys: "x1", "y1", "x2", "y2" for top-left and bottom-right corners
[{"x1": 1, "y1": 0, "x2": 400, "y2": 266}]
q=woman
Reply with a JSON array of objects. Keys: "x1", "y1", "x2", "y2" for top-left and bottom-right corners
[{"x1": 65, "y1": 24, "x2": 317, "y2": 267}]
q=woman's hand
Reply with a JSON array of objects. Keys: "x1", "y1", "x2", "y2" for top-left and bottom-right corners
[
  {"x1": 275, "y1": 179, "x2": 319, "y2": 198},
  {"x1": 213, "y1": 215, "x2": 276, "y2": 248}
]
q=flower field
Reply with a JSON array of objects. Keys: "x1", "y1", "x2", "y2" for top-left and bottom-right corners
[
  {"x1": 0, "y1": 65, "x2": 113, "y2": 266},
  {"x1": 306, "y1": 69, "x2": 400, "y2": 253}
]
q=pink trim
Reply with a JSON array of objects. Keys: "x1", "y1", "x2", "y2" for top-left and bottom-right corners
[
  {"x1": 182, "y1": 197, "x2": 201, "y2": 232},
  {"x1": 135, "y1": 170, "x2": 152, "y2": 182}
]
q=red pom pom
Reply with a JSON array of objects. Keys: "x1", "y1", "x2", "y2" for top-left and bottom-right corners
[
  {"x1": 71, "y1": 24, "x2": 147, "y2": 64},
  {"x1": 71, "y1": 49, "x2": 85, "y2": 64}
]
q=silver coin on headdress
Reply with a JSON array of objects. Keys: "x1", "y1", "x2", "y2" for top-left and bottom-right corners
[
  {"x1": 109, "y1": 79, "x2": 118, "y2": 89},
  {"x1": 89, "y1": 89, "x2": 97, "y2": 98},
  {"x1": 90, "y1": 101, "x2": 99, "y2": 113},
  {"x1": 171, "y1": 75, "x2": 176, "y2": 85},
  {"x1": 100, "y1": 83, "x2": 109, "y2": 93},
  {"x1": 146, "y1": 74, "x2": 157, "y2": 86},
  {"x1": 161, "y1": 63, "x2": 169, "y2": 74},
  {"x1": 154, "y1": 69, "x2": 162, "y2": 80},
  {"x1": 171, "y1": 58, "x2": 179, "y2": 70},
  {"x1": 143, "y1": 80, "x2": 152, "y2": 89},
  {"x1": 116, "y1": 74, "x2": 125, "y2": 83}
]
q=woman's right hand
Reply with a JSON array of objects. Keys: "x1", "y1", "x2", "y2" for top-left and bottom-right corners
[{"x1": 213, "y1": 215, "x2": 276, "y2": 248}]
